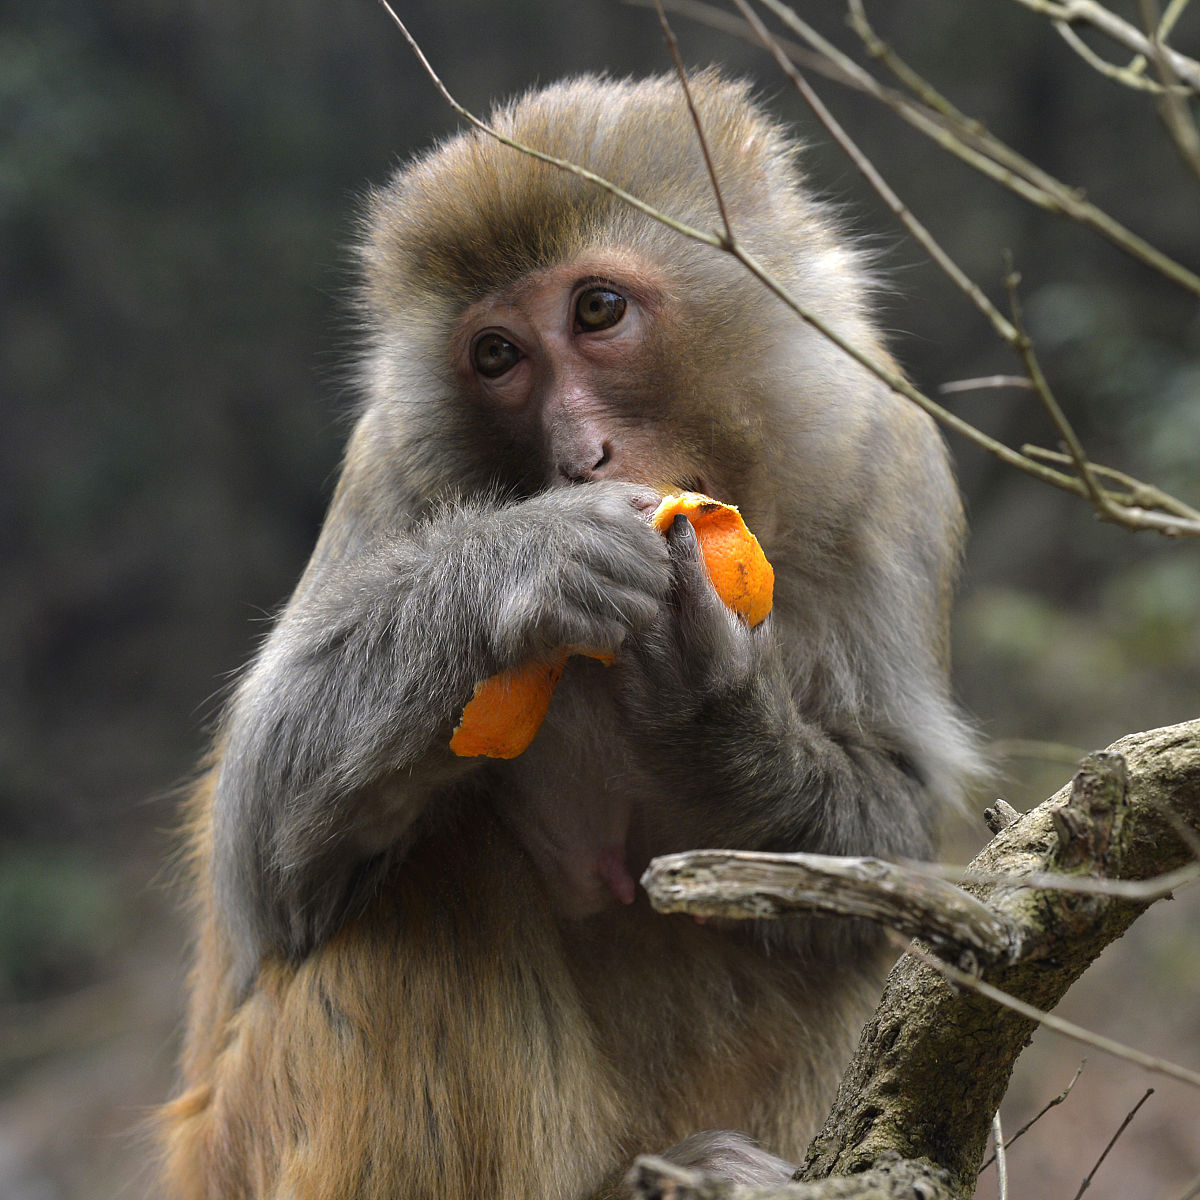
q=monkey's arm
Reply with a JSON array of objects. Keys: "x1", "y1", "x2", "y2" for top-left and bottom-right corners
[
  {"x1": 210, "y1": 483, "x2": 670, "y2": 978},
  {"x1": 621, "y1": 518, "x2": 963, "y2": 865}
]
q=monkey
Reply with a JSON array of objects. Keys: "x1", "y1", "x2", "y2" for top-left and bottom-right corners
[{"x1": 159, "y1": 71, "x2": 978, "y2": 1200}]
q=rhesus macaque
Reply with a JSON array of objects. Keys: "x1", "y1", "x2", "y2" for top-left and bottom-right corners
[{"x1": 161, "y1": 72, "x2": 977, "y2": 1199}]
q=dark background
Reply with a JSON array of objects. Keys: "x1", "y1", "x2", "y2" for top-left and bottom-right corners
[{"x1": 2, "y1": 1, "x2": 1198, "y2": 1196}]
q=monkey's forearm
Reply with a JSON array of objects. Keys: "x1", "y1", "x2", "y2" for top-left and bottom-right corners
[
  {"x1": 633, "y1": 666, "x2": 937, "y2": 865},
  {"x1": 211, "y1": 487, "x2": 670, "y2": 972},
  {"x1": 210, "y1": 530, "x2": 486, "y2": 975}
]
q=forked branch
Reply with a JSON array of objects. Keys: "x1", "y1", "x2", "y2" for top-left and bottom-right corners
[
  {"x1": 384, "y1": 0, "x2": 1200, "y2": 536},
  {"x1": 633, "y1": 720, "x2": 1200, "y2": 1199}
]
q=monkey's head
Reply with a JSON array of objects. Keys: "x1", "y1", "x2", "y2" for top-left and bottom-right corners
[{"x1": 355, "y1": 72, "x2": 890, "y2": 541}]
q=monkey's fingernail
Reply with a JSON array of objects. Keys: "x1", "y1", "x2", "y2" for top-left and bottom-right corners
[{"x1": 670, "y1": 514, "x2": 695, "y2": 541}]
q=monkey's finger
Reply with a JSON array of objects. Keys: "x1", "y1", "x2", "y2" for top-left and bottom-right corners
[
  {"x1": 664, "y1": 515, "x2": 723, "y2": 617},
  {"x1": 664, "y1": 515, "x2": 755, "y2": 677},
  {"x1": 555, "y1": 578, "x2": 665, "y2": 644}
]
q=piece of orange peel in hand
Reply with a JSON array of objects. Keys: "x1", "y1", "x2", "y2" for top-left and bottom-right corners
[{"x1": 449, "y1": 492, "x2": 774, "y2": 759}]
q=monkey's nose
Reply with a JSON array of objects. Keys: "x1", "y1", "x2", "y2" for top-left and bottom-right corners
[{"x1": 558, "y1": 442, "x2": 613, "y2": 484}]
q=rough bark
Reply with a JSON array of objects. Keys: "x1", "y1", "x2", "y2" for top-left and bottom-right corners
[{"x1": 632, "y1": 719, "x2": 1200, "y2": 1200}]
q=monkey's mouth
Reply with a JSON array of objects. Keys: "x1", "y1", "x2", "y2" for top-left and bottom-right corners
[{"x1": 663, "y1": 475, "x2": 712, "y2": 500}]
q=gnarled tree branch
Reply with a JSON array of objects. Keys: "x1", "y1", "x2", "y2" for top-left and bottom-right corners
[{"x1": 633, "y1": 719, "x2": 1200, "y2": 1199}]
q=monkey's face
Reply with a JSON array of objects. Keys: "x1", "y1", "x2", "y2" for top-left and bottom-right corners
[
  {"x1": 358, "y1": 71, "x2": 840, "y2": 532},
  {"x1": 447, "y1": 248, "x2": 763, "y2": 505}
]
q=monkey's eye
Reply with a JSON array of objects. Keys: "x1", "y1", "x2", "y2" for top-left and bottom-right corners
[
  {"x1": 575, "y1": 286, "x2": 627, "y2": 332},
  {"x1": 472, "y1": 332, "x2": 522, "y2": 379}
]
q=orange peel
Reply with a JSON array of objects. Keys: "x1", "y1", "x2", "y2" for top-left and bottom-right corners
[
  {"x1": 448, "y1": 648, "x2": 612, "y2": 760},
  {"x1": 650, "y1": 491, "x2": 774, "y2": 627},
  {"x1": 450, "y1": 492, "x2": 773, "y2": 758}
]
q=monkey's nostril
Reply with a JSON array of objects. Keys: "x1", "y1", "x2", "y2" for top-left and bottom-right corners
[{"x1": 558, "y1": 443, "x2": 614, "y2": 484}]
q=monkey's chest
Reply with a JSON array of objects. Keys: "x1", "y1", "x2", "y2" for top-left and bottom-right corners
[{"x1": 494, "y1": 658, "x2": 657, "y2": 920}]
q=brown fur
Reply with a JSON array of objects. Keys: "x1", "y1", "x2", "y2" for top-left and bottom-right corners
[
  {"x1": 159, "y1": 73, "x2": 976, "y2": 1199},
  {"x1": 161, "y1": 773, "x2": 876, "y2": 1199}
]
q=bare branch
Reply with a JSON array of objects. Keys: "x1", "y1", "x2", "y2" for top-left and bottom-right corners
[
  {"x1": 1003, "y1": 266, "x2": 1112, "y2": 514},
  {"x1": 1008, "y1": 0, "x2": 1200, "y2": 89},
  {"x1": 1021, "y1": 446, "x2": 1200, "y2": 524},
  {"x1": 373, "y1": 0, "x2": 722, "y2": 250},
  {"x1": 729, "y1": 0, "x2": 1021, "y2": 344},
  {"x1": 1169, "y1": 1171, "x2": 1200, "y2": 1200},
  {"x1": 991, "y1": 1112, "x2": 1009, "y2": 1200},
  {"x1": 384, "y1": 2, "x2": 1200, "y2": 536},
  {"x1": 1071, "y1": 1087, "x2": 1154, "y2": 1198},
  {"x1": 761, "y1": 0, "x2": 1200, "y2": 296},
  {"x1": 979, "y1": 1061, "x2": 1087, "y2": 1170},
  {"x1": 989, "y1": 738, "x2": 1091, "y2": 764},
  {"x1": 938, "y1": 375, "x2": 1035, "y2": 394},
  {"x1": 1138, "y1": 0, "x2": 1200, "y2": 185},
  {"x1": 934, "y1": 860, "x2": 1200, "y2": 903},
  {"x1": 627, "y1": 1155, "x2": 957, "y2": 1199},
  {"x1": 642, "y1": 850, "x2": 1019, "y2": 964},
  {"x1": 796, "y1": 722, "x2": 1200, "y2": 1187},
  {"x1": 1053, "y1": 20, "x2": 1179, "y2": 92},
  {"x1": 911, "y1": 945, "x2": 1200, "y2": 1090},
  {"x1": 652, "y1": 0, "x2": 736, "y2": 245}
]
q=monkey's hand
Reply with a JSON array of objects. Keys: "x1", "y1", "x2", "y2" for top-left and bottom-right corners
[
  {"x1": 486, "y1": 482, "x2": 672, "y2": 667},
  {"x1": 619, "y1": 513, "x2": 763, "y2": 711},
  {"x1": 210, "y1": 481, "x2": 671, "y2": 975},
  {"x1": 616, "y1": 515, "x2": 940, "y2": 878}
]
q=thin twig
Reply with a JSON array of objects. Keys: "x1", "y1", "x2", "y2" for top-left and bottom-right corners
[
  {"x1": 730, "y1": 0, "x2": 1021, "y2": 344},
  {"x1": 938, "y1": 375, "x2": 1036, "y2": 394},
  {"x1": 911, "y1": 944, "x2": 1200, "y2": 1089},
  {"x1": 629, "y1": 0, "x2": 862, "y2": 88},
  {"x1": 652, "y1": 0, "x2": 736, "y2": 245},
  {"x1": 1004, "y1": 265, "x2": 1110, "y2": 512},
  {"x1": 1022, "y1": 446, "x2": 1200, "y2": 523},
  {"x1": 1167, "y1": 1170, "x2": 1200, "y2": 1200},
  {"x1": 754, "y1": 2, "x2": 1200, "y2": 534},
  {"x1": 373, "y1": 0, "x2": 722, "y2": 251},
  {"x1": 655, "y1": 0, "x2": 1200, "y2": 294},
  {"x1": 992, "y1": 1111, "x2": 1009, "y2": 1200},
  {"x1": 1054, "y1": 20, "x2": 1179, "y2": 92},
  {"x1": 1138, "y1": 0, "x2": 1200, "y2": 185},
  {"x1": 1071, "y1": 1088, "x2": 1154, "y2": 1199},
  {"x1": 1157, "y1": 0, "x2": 1195, "y2": 45},
  {"x1": 989, "y1": 737, "x2": 1091, "y2": 763},
  {"x1": 1008, "y1": 0, "x2": 1200, "y2": 89},
  {"x1": 914, "y1": 858, "x2": 1200, "y2": 903},
  {"x1": 383, "y1": 0, "x2": 1200, "y2": 535},
  {"x1": 980, "y1": 1061, "x2": 1087, "y2": 1170},
  {"x1": 780, "y1": 0, "x2": 1200, "y2": 297}
]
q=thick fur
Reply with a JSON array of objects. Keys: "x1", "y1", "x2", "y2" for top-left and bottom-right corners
[{"x1": 160, "y1": 73, "x2": 979, "y2": 1199}]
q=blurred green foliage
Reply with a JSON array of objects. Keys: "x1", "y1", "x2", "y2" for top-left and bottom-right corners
[{"x1": 0, "y1": 848, "x2": 123, "y2": 1003}]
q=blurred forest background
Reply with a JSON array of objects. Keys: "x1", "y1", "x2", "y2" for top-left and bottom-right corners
[{"x1": 1, "y1": 1, "x2": 1197, "y2": 1197}]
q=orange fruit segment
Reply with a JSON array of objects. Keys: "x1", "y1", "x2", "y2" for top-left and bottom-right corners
[{"x1": 450, "y1": 492, "x2": 773, "y2": 758}]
